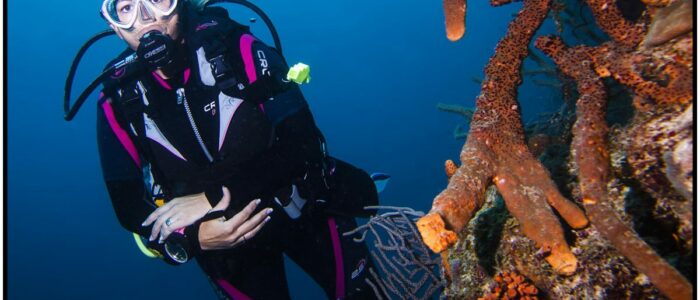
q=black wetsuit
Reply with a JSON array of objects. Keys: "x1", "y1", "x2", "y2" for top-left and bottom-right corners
[{"x1": 97, "y1": 7, "x2": 377, "y2": 299}]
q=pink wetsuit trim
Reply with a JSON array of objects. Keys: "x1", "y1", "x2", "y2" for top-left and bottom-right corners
[
  {"x1": 216, "y1": 279, "x2": 252, "y2": 300},
  {"x1": 239, "y1": 34, "x2": 258, "y2": 84},
  {"x1": 183, "y1": 68, "x2": 191, "y2": 84},
  {"x1": 151, "y1": 68, "x2": 191, "y2": 89},
  {"x1": 328, "y1": 217, "x2": 346, "y2": 298},
  {"x1": 151, "y1": 71, "x2": 172, "y2": 90},
  {"x1": 101, "y1": 96, "x2": 141, "y2": 167}
]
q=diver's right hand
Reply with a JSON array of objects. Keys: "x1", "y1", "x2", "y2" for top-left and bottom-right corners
[{"x1": 198, "y1": 187, "x2": 273, "y2": 250}]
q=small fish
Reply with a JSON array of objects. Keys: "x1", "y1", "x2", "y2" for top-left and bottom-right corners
[
  {"x1": 527, "y1": 133, "x2": 552, "y2": 157},
  {"x1": 249, "y1": 17, "x2": 257, "y2": 23},
  {"x1": 370, "y1": 173, "x2": 391, "y2": 193}
]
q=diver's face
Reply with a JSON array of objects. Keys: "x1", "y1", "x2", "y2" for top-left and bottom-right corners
[{"x1": 109, "y1": 3, "x2": 181, "y2": 50}]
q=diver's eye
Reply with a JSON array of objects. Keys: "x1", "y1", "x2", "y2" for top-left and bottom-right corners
[
  {"x1": 117, "y1": 3, "x2": 133, "y2": 14},
  {"x1": 149, "y1": 0, "x2": 163, "y2": 4}
]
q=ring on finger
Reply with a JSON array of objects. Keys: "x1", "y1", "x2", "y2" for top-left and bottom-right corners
[{"x1": 165, "y1": 218, "x2": 173, "y2": 227}]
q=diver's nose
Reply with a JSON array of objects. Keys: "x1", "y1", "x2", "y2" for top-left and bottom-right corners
[{"x1": 138, "y1": 3, "x2": 156, "y2": 23}]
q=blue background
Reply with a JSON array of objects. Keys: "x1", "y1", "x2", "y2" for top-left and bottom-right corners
[{"x1": 8, "y1": 0, "x2": 562, "y2": 298}]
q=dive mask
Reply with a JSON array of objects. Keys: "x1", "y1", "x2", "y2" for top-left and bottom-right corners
[{"x1": 101, "y1": 0, "x2": 179, "y2": 30}]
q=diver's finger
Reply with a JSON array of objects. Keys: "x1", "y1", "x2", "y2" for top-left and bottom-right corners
[
  {"x1": 143, "y1": 202, "x2": 175, "y2": 226},
  {"x1": 235, "y1": 207, "x2": 272, "y2": 236},
  {"x1": 150, "y1": 218, "x2": 164, "y2": 242},
  {"x1": 226, "y1": 199, "x2": 261, "y2": 229},
  {"x1": 159, "y1": 212, "x2": 195, "y2": 242},
  {"x1": 211, "y1": 187, "x2": 231, "y2": 212},
  {"x1": 158, "y1": 215, "x2": 179, "y2": 242},
  {"x1": 142, "y1": 210, "x2": 161, "y2": 227},
  {"x1": 150, "y1": 211, "x2": 176, "y2": 241},
  {"x1": 234, "y1": 215, "x2": 270, "y2": 247}
]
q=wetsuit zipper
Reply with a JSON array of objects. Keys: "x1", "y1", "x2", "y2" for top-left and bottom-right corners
[{"x1": 177, "y1": 88, "x2": 214, "y2": 163}]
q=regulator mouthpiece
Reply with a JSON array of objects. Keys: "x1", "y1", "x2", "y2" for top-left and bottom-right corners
[{"x1": 137, "y1": 31, "x2": 177, "y2": 70}]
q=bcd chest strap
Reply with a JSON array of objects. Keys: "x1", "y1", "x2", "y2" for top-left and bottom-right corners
[{"x1": 111, "y1": 79, "x2": 176, "y2": 200}]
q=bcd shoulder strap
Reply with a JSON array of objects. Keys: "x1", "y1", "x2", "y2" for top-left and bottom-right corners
[{"x1": 188, "y1": 7, "x2": 289, "y2": 103}]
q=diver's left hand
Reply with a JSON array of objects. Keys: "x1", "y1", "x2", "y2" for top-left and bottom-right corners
[{"x1": 142, "y1": 192, "x2": 213, "y2": 243}]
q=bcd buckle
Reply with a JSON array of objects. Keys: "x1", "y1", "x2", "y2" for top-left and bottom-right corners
[{"x1": 208, "y1": 54, "x2": 240, "y2": 91}]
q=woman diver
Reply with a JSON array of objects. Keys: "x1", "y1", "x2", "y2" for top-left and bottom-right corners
[{"x1": 70, "y1": 0, "x2": 380, "y2": 298}]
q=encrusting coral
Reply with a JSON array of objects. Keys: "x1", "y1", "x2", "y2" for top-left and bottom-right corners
[
  {"x1": 625, "y1": 100, "x2": 694, "y2": 252},
  {"x1": 534, "y1": 34, "x2": 691, "y2": 300},
  {"x1": 583, "y1": 0, "x2": 647, "y2": 48},
  {"x1": 479, "y1": 271, "x2": 539, "y2": 300},
  {"x1": 588, "y1": 42, "x2": 693, "y2": 106},
  {"x1": 445, "y1": 160, "x2": 459, "y2": 179},
  {"x1": 417, "y1": 0, "x2": 589, "y2": 277},
  {"x1": 423, "y1": 0, "x2": 693, "y2": 297}
]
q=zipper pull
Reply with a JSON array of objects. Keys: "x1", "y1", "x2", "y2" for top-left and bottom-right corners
[{"x1": 176, "y1": 88, "x2": 185, "y2": 105}]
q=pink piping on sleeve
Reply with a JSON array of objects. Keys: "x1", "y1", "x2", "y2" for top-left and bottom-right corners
[
  {"x1": 101, "y1": 99, "x2": 141, "y2": 167},
  {"x1": 328, "y1": 217, "x2": 346, "y2": 298},
  {"x1": 239, "y1": 34, "x2": 258, "y2": 84}
]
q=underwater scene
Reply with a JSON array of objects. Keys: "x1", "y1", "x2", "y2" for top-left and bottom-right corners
[{"x1": 7, "y1": 0, "x2": 695, "y2": 299}]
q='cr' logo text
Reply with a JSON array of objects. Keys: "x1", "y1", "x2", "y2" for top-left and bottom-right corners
[
  {"x1": 204, "y1": 101, "x2": 216, "y2": 113},
  {"x1": 257, "y1": 50, "x2": 270, "y2": 76}
]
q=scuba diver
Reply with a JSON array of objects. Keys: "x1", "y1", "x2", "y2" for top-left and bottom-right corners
[{"x1": 65, "y1": 0, "x2": 382, "y2": 298}]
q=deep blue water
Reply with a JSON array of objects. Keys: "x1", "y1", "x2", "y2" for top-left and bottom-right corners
[{"x1": 8, "y1": 0, "x2": 563, "y2": 298}]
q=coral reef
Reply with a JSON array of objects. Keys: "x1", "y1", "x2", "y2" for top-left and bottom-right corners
[
  {"x1": 443, "y1": 189, "x2": 665, "y2": 299},
  {"x1": 418, "y1": 0, "x2": 589, "y2": 278},
  {"x1": 535, "y1": 34, "x2": 691, "y2": 300},
  {"x1": 626, "y1": 103, "x2": 694, "y2": 249},
  {"x1": 479, "y1": 271, "x2": 539, "y2": 300},
  {"x1": 549, "y1": 0, "x2": 608, "y2": 44},
  {"x1": 582, "y1": 0, "x2": 646, "y2": 48},
  {"x1": 344, "y1": 206, "x2": 445, "y2": 300},
  {"x1": 588, "y1": 42, "x2": 693, "y2": 106},
  {"x1": 445, "y1": 160, "x2": 459, "y2": 179},
  {"x1": 428, "y1": 0, "x2": 693, "y2": 298}
]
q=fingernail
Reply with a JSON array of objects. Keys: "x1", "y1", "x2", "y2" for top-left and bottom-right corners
[
  {"x1": 149, "y1": 236, "x2": 155, "y2": 241},
  {"x1": 264, "y1": 216, "x2": 271, "y2": 223},
  {"x1": 255, "y1": 199, "x2": 261, "y2": 205},
  {"x1": 267, "y1": 208, "x2": 274, "y2": 214}
]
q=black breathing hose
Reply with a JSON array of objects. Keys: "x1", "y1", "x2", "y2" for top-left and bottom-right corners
[
  {"x1": 64, "y1": 0, "x2": 283, "y2": 121},
  {"x1": 64, "y1": 30, "x2": 116, "y2": 120}
]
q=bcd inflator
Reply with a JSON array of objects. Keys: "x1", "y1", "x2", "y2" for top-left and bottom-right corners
[{"x1": 286, "y1": 63, "x2": 311, "y2": 84}]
